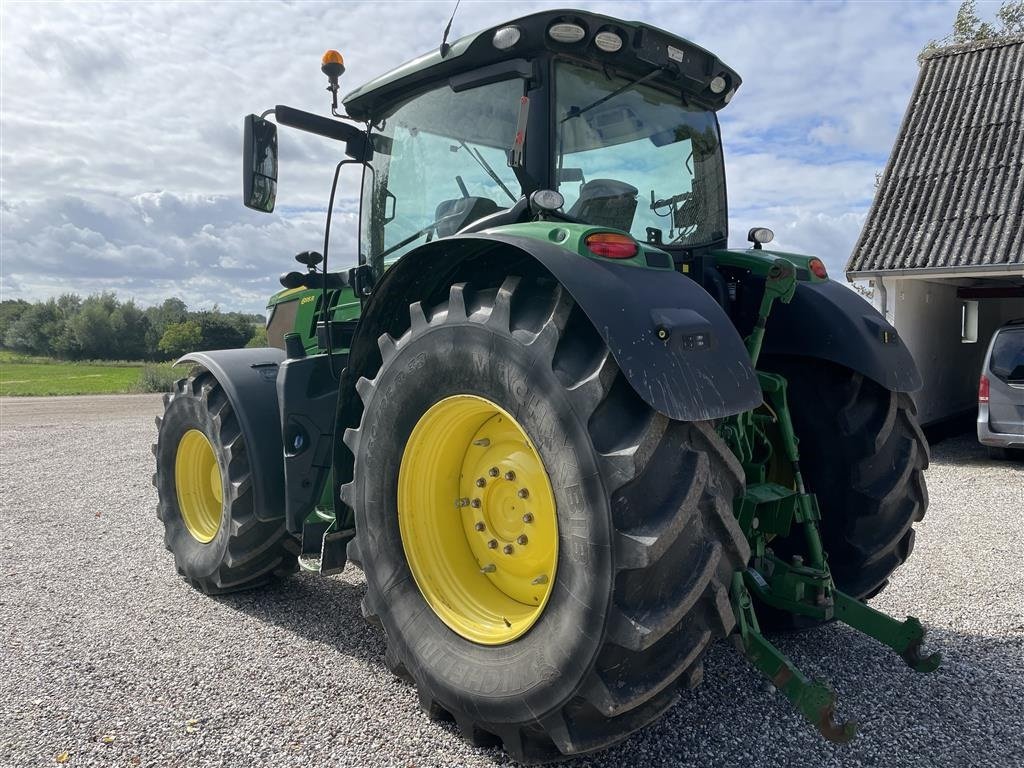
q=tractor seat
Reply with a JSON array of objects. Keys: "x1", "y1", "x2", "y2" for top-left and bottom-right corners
[
  {"x1": 567, "y1": 179, "x2": 638, "y2": 232},
  {"x1": 434, "y1": 197, "x2": 501, "y2": 237}
]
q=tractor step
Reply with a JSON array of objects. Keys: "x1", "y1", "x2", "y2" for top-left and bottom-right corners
[
  {"x1": 319, "y1": 526, "x2": 354, "y2": 575},
  {"x1": 297, "y1": 521, "x2": 355, "y2": 575}
]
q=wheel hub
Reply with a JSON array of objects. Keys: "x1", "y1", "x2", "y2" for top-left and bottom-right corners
[
  {"x1": 174, "y1": 429, "x2": 224, "y2": 543},
  {"x1": 398, "y1": 395, "x2": 558, "y2": 645}
]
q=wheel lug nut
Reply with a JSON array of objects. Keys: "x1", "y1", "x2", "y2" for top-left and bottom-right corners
[
  {"x1": 474, "y1": 521, "x2": 486, "y2": 532},
  {"x1": 456, "y1": 497, "x2": 470, "y2": 508},
  {"x1": 488, "y1": 467, "x2": 499, "y2": 477},
  {"x1": 516, "y1": 535, "x2": 528, "y2": 545},
  {"x1": 504, "y1": 470, "x2": 516, "y2": 481},
  {"x1": 476, "y1": 477, "x2": 486, "y2": 488},
  {"x1": 471, "y1": 498, "x2": 481, "y2": 508},
  {"x1": 503, "y1": 544, "x2": 514, "y2": 555},
  {"x1": 517, "y1": 488, "x2": 529, "y2": 499},
  {"x1": 487, "y1": 539, "x2": 498, "y2": 549},
  {"x1": 522, "y1": 513, "x2": 534, "y2": 523}
]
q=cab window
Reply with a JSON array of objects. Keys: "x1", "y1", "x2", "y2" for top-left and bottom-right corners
[{"x1": 361, "y1": 78, "x2": 524, "y2": 271}]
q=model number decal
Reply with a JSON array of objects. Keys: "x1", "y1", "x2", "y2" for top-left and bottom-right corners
[{"x1": 300, "y1": 295, "x2": 316, "y2": 305}]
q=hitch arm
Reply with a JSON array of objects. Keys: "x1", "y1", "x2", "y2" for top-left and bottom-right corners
[
  {"x1": 833, "y1": 591, "x2": 941, "y2": 673},
  {"x1": 730, "y1": 573, "x2": 858, "y2": 743}
]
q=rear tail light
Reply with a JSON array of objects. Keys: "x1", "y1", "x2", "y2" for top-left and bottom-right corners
[
  {"x1": 585, "y1": 232, "x2": 638, "y2": 259},
  {"x1": 979, "y1": 375, "x2": 990, "y2": 402},
  {"x1": 808, "y1": 258, "x2": 828, "y2": 279}
]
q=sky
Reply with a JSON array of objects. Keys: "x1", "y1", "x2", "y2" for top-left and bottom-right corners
[{"x1": 0, "y1": 0, "x2": 988, "y2": 313}]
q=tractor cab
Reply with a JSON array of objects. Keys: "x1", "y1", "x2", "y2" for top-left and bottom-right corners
[
  {"x1": 345, "y1": 10, "x2": 737, "y2": 270},
  {"x1": 247, "y1": 10, "x2": 739, "y2": 295}
]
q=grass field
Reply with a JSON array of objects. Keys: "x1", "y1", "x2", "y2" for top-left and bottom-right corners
[{"x1": 0, "y1": 351, "x2": 176, "y2": 396}]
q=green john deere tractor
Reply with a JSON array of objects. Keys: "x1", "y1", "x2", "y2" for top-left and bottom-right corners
[{"x1": 153, "y1": 10, "x2": 937, "y2": 761}]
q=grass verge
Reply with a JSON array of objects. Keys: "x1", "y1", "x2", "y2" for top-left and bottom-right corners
[{"x1": 0, "y1": 352, "x2": 178, "y2": 396}]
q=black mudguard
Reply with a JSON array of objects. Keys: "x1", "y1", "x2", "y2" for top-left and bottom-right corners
[
  {"x1": 277, "y1": 353, "x2": 341, "y2": 533},
  {"x1": 763, "y1": 280, "x2": 922, "y2": 393},
  {"x1": 176, "y1": 349, "x2": 286, "y2": 522},
  {"x1": 347, "y1": 233, "x2": 762, "y2": 423}
]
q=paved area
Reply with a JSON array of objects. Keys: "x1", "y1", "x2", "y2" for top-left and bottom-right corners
[{"x1": 1, "y1": 394, "x2": 1021, "y2": 767}]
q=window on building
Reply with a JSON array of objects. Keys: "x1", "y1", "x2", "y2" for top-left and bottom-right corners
[{"x1": 960, "y1": 300, "x2": 978, "y2": 343}]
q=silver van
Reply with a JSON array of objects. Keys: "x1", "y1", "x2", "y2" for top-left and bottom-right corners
[{"x1": 978, "y1": 319, "x2": 1024, "y2": 458}]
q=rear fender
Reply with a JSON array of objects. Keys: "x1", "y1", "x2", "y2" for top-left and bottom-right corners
[
  {"x1": 763, "y1": 280, "x2": 922, "y2": 392},
  {"x1": 343, "y1": 233, "x2": 761, "y2": 425},
  {"x1": 176, "y1": 349, "x2": 286, "y2": 522}
]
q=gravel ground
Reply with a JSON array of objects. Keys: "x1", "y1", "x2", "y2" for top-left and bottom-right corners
[{"x1": 1, "y1": 394, "x2": 1022, "y2": 768}]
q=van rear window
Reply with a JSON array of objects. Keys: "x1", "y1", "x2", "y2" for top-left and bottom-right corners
[{"x1": 990, "y1": 327, "x2": 1024, "y2": 381}]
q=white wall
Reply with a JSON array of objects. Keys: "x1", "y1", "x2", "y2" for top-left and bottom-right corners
[{"x1": 882, "y1": 277, "x2": 1024, "y2": 424}]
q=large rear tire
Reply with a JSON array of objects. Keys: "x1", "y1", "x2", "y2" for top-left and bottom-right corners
[
  {"x1": 761, "y1": 356, "x2": 929, "y2": 606},
  {"x1": 343, "y1": 276, "x2": 750, "y2": 762},
  {"x1": 153, "y1": 369, "x2": 298, "y2": 594}
]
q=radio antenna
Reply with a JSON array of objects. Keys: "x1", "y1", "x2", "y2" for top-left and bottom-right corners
[{"x1": 439, "y1": 0, "x2": 461, "y2": 57}]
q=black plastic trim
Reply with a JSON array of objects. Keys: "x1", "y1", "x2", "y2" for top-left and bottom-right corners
[
  {"x1": 277, "y1": 352, "x2": 344, "y2": 533},
  {"x1": 274, "y1": 105, "x2": 372, "y2": 161}
]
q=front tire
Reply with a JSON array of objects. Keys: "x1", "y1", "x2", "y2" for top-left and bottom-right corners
[
  {"x1": 153, "y1": 370, "x2": 298, "y2": 594},
  {"x1": 343, "y1": 277, "x2": 749, "y2": 762}
]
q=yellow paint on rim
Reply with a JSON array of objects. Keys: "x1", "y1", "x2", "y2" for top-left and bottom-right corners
[
  {"x1": 398, "y1": 395, "x2": 558, "y2": 645},
  {"x1": 175, "y1": 429, "x2": 224, "y2": 543}
]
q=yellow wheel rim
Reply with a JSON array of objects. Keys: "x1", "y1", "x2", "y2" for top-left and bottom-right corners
[
  {"x1": 398, "y1": 395, "x2": 559, "y2": 645},
  {"x1": 175, "y1": 429, "x2": 224, "y2": 543}
]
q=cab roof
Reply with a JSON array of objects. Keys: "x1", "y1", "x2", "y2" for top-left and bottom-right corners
[{"x1": 342, "y1": 9, "x2": 741, "y2": 121}]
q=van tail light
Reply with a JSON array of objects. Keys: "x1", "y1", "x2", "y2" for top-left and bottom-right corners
[
  {"x1": 585, "y1": 232, "x2": 638, "y2": 259},
  {"x1": 979, "y1": 374, "x2": 990, "y2": 402}
]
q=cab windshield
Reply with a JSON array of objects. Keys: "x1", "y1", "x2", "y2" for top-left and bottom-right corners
[
  {"x1": 555, "y1": 61, "x2": 728, "y2": 248},
  {"x1": 361, "y1": 77, "x2": 524, "y2": 272}
]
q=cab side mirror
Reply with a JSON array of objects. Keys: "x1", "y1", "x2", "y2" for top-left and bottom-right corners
[{"x1": 244, "y1": 114, "x2": 278, "y2": 212}]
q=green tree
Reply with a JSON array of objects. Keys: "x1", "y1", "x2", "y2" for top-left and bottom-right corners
[
  {"x1": 997, "y1": 0, "x2": 1024, "y2": 34},
  {"x1": 245, "y1": 324, "x2": 268, "y2": 348},
  {"x1": 195, "y1": 310, "x2": 253, "y2": 350},
  {"x1": 56, "y1": 293, "x2": 82, "y2": 316},
  {"x1": 158, "y1": 320, "x2": 203, "y2": 359},
  {"x1": 145, "y1": 297, "x2": 188, "y2": 337},
  {"x1": 923, "y1": 0, "x2": 1024, "y2": 56},
  {"x1": 3, "y1": 299, "x2": 68, "y2": 356},
  {"x1": 0, "y1": 300, "x2": 30, "y2": 346},
  {"x1": 49, "y1": 294, "x2": 84, "y2": 358},
  {"x1": 110, "y1": 300, "x2": 151, "y2": 360},
  {"x1": 69, "y1": 293, "x2": 118, "y2": 359}
]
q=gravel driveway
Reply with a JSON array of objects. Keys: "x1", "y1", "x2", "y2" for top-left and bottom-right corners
[{"x1": 1, "y1": 394, "x2": 1022, "y2": 767}]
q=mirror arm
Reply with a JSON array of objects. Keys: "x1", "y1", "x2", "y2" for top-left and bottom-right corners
[{"x1": 274, "y1": 105, "x2": 372, "y2": 161}]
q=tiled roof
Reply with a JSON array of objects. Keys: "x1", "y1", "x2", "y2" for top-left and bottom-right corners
[{"x1": 847, "y1": 36, "x2": 1024, "y2": 275}]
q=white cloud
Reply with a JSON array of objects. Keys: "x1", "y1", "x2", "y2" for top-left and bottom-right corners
[
  {"x1": 2, "y1": 191, "x2": 360, "y2": 309},
  {"x1": 0, "y1": 0, "x2": 962, "y2": 311}
]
